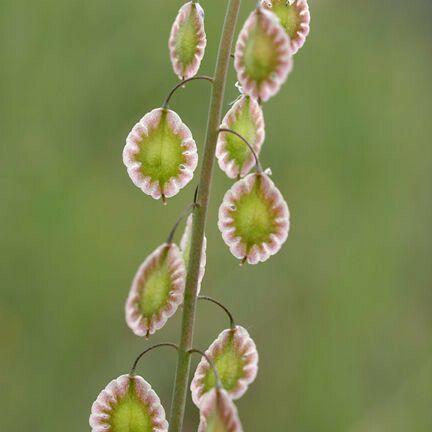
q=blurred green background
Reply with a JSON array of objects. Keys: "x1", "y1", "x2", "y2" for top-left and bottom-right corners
[{"x1": 1, "y1": 0, "x2": 431, "y2": 430}]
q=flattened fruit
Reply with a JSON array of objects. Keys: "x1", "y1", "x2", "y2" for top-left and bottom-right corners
[
  {"x1": 123, "y1": 108, "x2": 198, "y2": 202},
  {"x1": 90, "y1": 374, "x2": 168, "y2": 432},
  {"x1": 218, "y1": 173, "x2": 290, "y2": 265},
  {"x1": 125, "y1": 243, "x2": 185, "y2": 337}
]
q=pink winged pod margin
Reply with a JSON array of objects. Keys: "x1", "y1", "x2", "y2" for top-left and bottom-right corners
[
  {"x1": 191, "y1": 325, "x2": 259, "y2": 406},
  {"x1": 125, "y1": 243, "x2": 186, "y2": 337},
  {"x1": 234, "y1": 8, "x2": 293, "y2": 102},
  {"x1": 197, "y1": 388, "x2": 243, "y2": 432},
  {"x1": 216, "y1": 96, "x2": 265, "y2": 179},
  {"x1": 261, "y1": 0, "x2": 311, "y2": 54},
  {"x1": 123, "y1": 108, "x2": 198, "y2": 201},
  {"x1": 169, "y1": 1, "x2": 207, "y2": 80},
  {"x1": 89, "y1": 374, "x2": 168, "y2": 432},
  {"x1": 218, "y1": 173, "x2": 290, "y2": 265},
  {"x1": 180, "y1": 214, "x2": 207, "y2": 295}
]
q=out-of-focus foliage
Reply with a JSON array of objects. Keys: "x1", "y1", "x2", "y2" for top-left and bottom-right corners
[{"x1": 0, "y1": 1, "x2": 431, "y2": 431}]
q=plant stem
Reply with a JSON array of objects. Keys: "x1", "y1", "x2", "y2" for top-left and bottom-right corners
[{"x1": 169, "y1": 1, "x2": 241, "y2": 430}]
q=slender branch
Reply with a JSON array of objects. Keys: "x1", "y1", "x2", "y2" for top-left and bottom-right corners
[
  {"x1": 198, "y1": 296, "x2": 236, "y2": 329},
  {"x1": 169, "y1": 1, "x2": 242, "y2": 430},
  {"x1": 162, "y1": 75, "x2": 214, "y2": 109},
  {"x1": 188, "y1": 349, "x2": 222, "y2": 389},
  {"x1": 130, "y1": 343, "x2": 178, "y2": 376},
  {"x1": 218, "y1": 127, "x2": 263, "y2": 172}
]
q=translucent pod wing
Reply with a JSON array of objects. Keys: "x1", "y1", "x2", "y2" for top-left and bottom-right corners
[
  {"x1": 90, "y1": 374, "x2": 168, "y2": 432},
  {"x1": 169, "y1": 1, "x2": 207, "y2": 80},
  {"x1": 198, "y1": 389, "x2": 243, "y2": 432},
  {"x1": 234, "y1": 8, "x2": 293, "y2": 102},
  {"x1": 191, "y1": 326, "x2": 258, "y2": 406},
  {"x1": 179, "y1": 214, "x2": 207, "y2": 295},
  {"x1": 218, "y1": 173, "x2": 290, "y2": 265},
  {"x1": 123, "y1": 108, "x2": 198, "y2": 202},
  {"x1": 261, "y1": 0, "x2": 311, "y2": 54},
  {"x1": 216, "y1": 96, "x2": 265, "y2": 179},
  {"x1": 125, "y1": 243, "x2": 186, "y2": 337}
]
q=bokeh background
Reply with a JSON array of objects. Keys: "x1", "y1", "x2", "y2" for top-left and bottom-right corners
[{"x1": 1, "y1": 0, "x2": 431, "y2": 430}]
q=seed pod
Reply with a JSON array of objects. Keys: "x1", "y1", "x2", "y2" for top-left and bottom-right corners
[
  {"x1": 179, "y1": 214, "x2": 207, "y2": 294},
  {"x1": 261, "y1": 0, "x2": 311, "y2": 54},
  {"x1": 191, "y1": 326, "x2": 258, "y2": 406},
  {"x1": 89, "y1": 374, "x2": 168, "y2": 432},
  {"x1": 216, "y1": 96, "x2": 265, "y2": 179},
  {"x1": 198, "y1": 388, "x2": 243, "y2": 432},
  {"x1": 123, "y1": 108, "x2": 198, "y2": 202},
  {"x1": 218, "y1": 172, "x2": 290, "y2": 265},
  {"x1": 125, "y1": 243, "x2": 185, "y2": 337},
  {"x1": 234, "y1": 8, "x2": 293, "y2": 102},
  {"x1": 169, "y1": 1, "x2": 207, "y2": 80}
]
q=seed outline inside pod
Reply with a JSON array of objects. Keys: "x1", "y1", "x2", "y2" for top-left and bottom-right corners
[
  {"x1": 125, "y1": 243, "x2": 186, "y2": 337},
  {"x1": 216, "y1": 95, "x2": 265, "y2": 179},
  {"x1": 89, "y1": 374, "x2": 169, "y2": 432},
  {"x1": 234, "y1": 7, "x2": 293, "y2": 102},
  {"x1": 261, "y1": 0, "x2": 311, "y2": 54},
  {"x1": 191, "y1": 326, "x2": 259, "y2": 405},
  {"x1": 123, "y1": 108, "x2": 198, "y2": 202},
  {"x1": 169, "y1": 1, "x2": 207, "y2": 80}
]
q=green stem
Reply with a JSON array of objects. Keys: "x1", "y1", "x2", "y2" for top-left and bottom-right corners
[{"x1": 169, "y1": 1, "x2": 242, "y2": 430}]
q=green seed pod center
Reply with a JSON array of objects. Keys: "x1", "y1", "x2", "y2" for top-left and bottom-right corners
[
  {"x1": 139, "y1": 251, "x2": 172, "y2": 318},
  {"x1": 136, "y1": 111, "x2": 186, "y2": 186},
  {"x1": 110, "y1": 383, "x2": 153, "y2": 432},
  {"x1": 232, "y1": 178, "x2": 278, "y2": 249},
  {"x1": 204, "y1": 337, "x2": 245, "y2": 393},
  {"x1": 224, "y1": 98, "x2": 258, "y2": 169},
  {"x1": 206, "y1": 409, "x2": 229, "y2": 432},
  {"x1": 175, "y1": 5, "x2": 200, "y2": 69},
  {"x1": 271, "y1": 2, "x2": 301, "y2": 39},
  {"x1": 243, "y1": 16, "x2": 279, "y2": 83}
]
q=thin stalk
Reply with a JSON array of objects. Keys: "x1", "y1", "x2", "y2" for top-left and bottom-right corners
[
  {"x1": 162, "y1": 76, "x2": 214, "y2": 109},
  {"x1": 198, "y1": 295, "x2": 236, "y2": 329},
  {"x1": 130, "y1": 343, "x2": 178, "y2": 376},
  {"x1": 166, "y1": 203, "x2": 196, "y2": 244},
  {"x1": 169, "y1": 1, "x2": 242, "y2": 430}
]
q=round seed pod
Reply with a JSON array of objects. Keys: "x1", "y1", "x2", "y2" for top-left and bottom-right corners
[
  {"x1": 191, "y1": 326, "x2": 258, "y2": 406},
  {"x1": 216, "y1": 96, "x2": 265, "y2": 179},
  {"x1": 125, "y1": 243, "x2": 186, "y2": 337},
  {"x1": 169, "y1": 1, "x2": 207, "y2": 80},
  {"x1": 218, "y1": 172, "x2": 290, "y2": 265},
  {"x1": 89, "y1": 374, "x2": 168, "y2": 432},
  {"x1": 234, "y1": 8, "x2": 293, "y2": 102},
  {"x1": 123, "y1": 108, "x2": 198, "y2": 202},
  {"x1": 179, "y1": 214, "x2": 207, "y2": 294},
  {"x1": 261, "y1": 0, "x2": 311, "y2": 54},
  {"x1": 198, "y1": 388, "x2": 243, "y2": 432}
]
